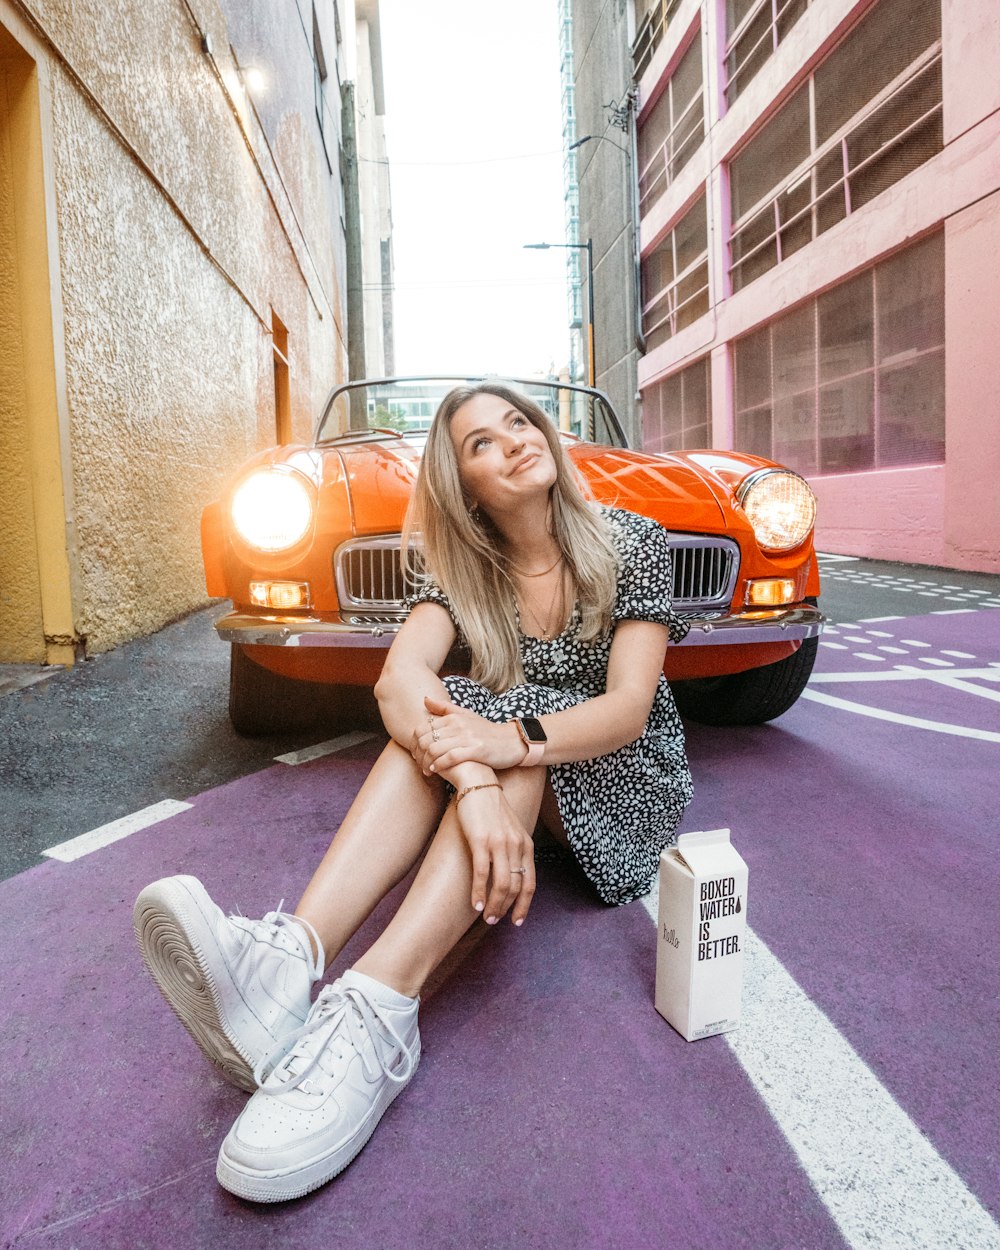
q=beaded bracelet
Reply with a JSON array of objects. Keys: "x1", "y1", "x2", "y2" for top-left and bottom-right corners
[{"x1": 455, "y1": 782, "x2": 503, "y2": 807}]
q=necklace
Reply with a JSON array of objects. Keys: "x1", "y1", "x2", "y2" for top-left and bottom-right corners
[
  {"x1": 516, "y1": 563, "x2": 566, "y2": 640},
  {"x1": 508, "y1": 552, "x2": 563, "y2": 578}
]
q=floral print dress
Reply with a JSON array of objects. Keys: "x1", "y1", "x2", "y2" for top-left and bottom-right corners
[{"x1": 408, "y1": 507, "x2": 693, "y2": 905}]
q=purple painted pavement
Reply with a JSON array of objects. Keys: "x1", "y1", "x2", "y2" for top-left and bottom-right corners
[
  {"x1": 4, "y1": 608, "x2": 999, "y2": 1247},
  {"x1": 6, "y1": 747, "x2": 844, "y2": 1249},
  {"x1": 683, "y1": 608, "x2": 1000, "y2": 1220}
]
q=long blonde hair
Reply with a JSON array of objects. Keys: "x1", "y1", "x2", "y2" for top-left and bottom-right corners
[{"x1": 403, "y1": 383, "x2": 619, "y2": 692}]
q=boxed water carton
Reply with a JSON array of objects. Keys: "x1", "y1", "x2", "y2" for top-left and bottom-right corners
[{"x1": 655, "y1": 828, "x2": 748, "y2": 1042}]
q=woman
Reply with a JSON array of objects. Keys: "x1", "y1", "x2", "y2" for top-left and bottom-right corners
[{"x1": 134, "y1": 383, "x2": 693, "y2": 1203}]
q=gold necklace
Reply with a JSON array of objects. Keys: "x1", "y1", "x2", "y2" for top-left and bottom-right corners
[
  {"x1": 516, "y1": 563, "x2": 565, "y2": 640},
  {"x1": 508, "y1": 552, "x2": 563, "y2": 578}
]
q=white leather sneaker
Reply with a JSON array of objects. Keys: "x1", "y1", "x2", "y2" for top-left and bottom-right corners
[
  {"x1": 134, "y1": 875, "x2": 324, "y2": 1092},
  {"x1": 216, "y1": 969, "x2": 420, "y2": 1201}
]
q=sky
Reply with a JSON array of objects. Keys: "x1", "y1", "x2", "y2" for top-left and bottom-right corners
[{"x1": 375, "y1": 0, "x2": 572, "y2": 378}]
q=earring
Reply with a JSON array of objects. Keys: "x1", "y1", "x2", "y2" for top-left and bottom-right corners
[{"x1": 468, "y1": 502, "x2": 481, "y2": 524}]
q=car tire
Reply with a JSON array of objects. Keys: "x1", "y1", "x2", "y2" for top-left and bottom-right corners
[
  {"x1": 669, "y1": 633, "x2": 819, "y2": 727},
  {"x1": 228, "y1": 645, "x2": 381, "y2": 736}
]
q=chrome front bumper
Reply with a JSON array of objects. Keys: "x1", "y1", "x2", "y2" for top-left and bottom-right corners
[{"x1": 215, "y1": 605, "x2": 825, "y2": 648}]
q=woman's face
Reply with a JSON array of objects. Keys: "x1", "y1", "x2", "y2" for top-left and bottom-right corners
[{"x1": 449, "y1": 392, "x2": 558, "y2": 518}]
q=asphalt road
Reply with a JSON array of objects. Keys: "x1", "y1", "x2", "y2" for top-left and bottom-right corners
[
  {"x1": 4, "y1": 550, "x2": 999, "y2": 1249},
  {"x1": 1, "y1": 553, "x2": 998, "y2": 881}
]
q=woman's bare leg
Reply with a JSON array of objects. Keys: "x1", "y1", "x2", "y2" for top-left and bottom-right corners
[
  {"x1": 353, "y1": 765, "x2": 548, "y2": 998},
  {"x1": 293, "y1": 739, "x2": 448, "y2": 966}
]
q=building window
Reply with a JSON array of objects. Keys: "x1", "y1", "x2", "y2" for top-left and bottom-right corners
[
  {"x1": 638, "y1": 32, "x2": 704, "y2": 217},
  {"x1": 729, "y1": 0, "x2": 942, "y2": 293},
  {"x1": 725, "y1": 0, "x2": 812, "y2": 104},
  {"x1": 632, "y1": 0, "x2": 687, "y2": 80},
  {"x1": 641, "y1": 196, "x2": 709, "y2": 352},
  {"x1": 733, "y1": 232, "x2": 944, "y2": 475},
  {"x1": 643, "y1": 356, "x2": 712, "y2": 452},
  {"x1": 272, "y1": 312, "x2": 292, "y2": 444}
]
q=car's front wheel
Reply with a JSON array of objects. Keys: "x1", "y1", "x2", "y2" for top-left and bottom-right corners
[
  {"x1": 669, "y1": 634, "x2": 819, "y2": 727},
  {"x1": 228, "y1": 644, "x2": 379, "y2": 736}
]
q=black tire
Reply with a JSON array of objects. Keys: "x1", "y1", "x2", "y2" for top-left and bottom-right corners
[
  {"x1": 669, "y1": 634, "x2": 819, "y2": 726},
  {"x1": 228, "y1": 644, "x2": 379, "y2": 736}
]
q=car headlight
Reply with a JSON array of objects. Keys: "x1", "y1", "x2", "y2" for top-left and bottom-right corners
[
  {"x1": 737, "y1": 469, "x2": 816, "y2": 551},
  {"x1": 231, "y1": 470, "x2": 313, "y2": 551}
]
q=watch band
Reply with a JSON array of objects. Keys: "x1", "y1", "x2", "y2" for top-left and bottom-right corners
[{"x1": 515, "y1": 718, "x2": 546, "y2": 767}]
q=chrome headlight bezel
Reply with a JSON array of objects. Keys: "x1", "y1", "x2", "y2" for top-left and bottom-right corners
[
  {"x1": 230, "y1": 468, "x2": 315, "y2": 552},
  {"x1": 736, "y1": 468, "x2": 817, "y2": 552}
]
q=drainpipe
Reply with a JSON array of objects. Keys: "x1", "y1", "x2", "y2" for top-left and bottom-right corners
[{"x1": 341, "y1": 80, "x2": 366, "y2": 428}]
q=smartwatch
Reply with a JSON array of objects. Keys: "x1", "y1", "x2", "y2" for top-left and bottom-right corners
[{"x1": 514, "y1": 717, "x2": 547, "y2": 767}]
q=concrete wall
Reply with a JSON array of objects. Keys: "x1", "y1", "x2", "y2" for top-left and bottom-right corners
[
  {"x1": 572, "y1": 0, "x2": 641, "y2": 441},
  {"x1": 0, "y1": 0, "x2": 382, "y2": 661}
]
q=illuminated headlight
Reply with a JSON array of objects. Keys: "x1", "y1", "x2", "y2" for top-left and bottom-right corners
[
  {"x1": 231, "y1": 470, "x2": 313, "y2": 551},
  {"x1": 737, "y1": 469, "x2": 816, "y2": 551}
]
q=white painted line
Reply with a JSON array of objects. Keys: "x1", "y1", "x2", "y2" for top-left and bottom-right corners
[
  {"x1": 810, "y1": 667, "x2": 1000, "y2": 684},
  {"x1": 917, "y1": 657, "x2": 954, "y2": 667},
  {"x1": 799, "y1": 689, "x2": 1000, "y2": 742},
  {"x1": 931, "y1": 609, "x2": 977, "y2": 615},
  {"x1": 275, "y1": 731, "x2": 376, "y2": 766},
  {"x1": 821, "y1": 641, "x2": 849, "y2": 650},
  {"x1": 858, "y1": 616, "x2": 904, "y2": 623},
  {"x1": 876, "y1": 646, "x2": 909, "y2": 655},
  {"x1": 928, "y1": 676, "x2": 1000, "y2": 704},
  {"x1": 901, "y1": 640, "x2": 931, "y2": 648},
  {"x1": 845, "y1": 636, "x2": 870, "y2": 643},
  {"x1": 638, "y1": 896, "x2": 1000, "y2": 1250},
  {"x1": 43, "y1": 800, "x2": 194, "y2": 863},
  {"x1": 853, "y1": 653, "x2": 886, "y2": 663},
  {"x1": 941, "y1": 650, "x2": 976, "y2": 659},
  {"x1": 816, "y1": 553, "x2": 859, "y2": 562},
  {"x1": 865, "y1": 630, "x2": 896, "y2": 637}
]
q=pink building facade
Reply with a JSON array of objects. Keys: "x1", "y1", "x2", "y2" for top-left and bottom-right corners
[{"x1": 634, "y1": 0, "x2": 1000, "y2": 573}]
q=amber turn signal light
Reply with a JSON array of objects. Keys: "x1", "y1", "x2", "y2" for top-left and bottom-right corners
[
  {"x1": 745, "y1": 578, "x2": 796, "y2": 607},
  {"x1": 249, "y1": 581, "x2": 311, "y2": 609}
]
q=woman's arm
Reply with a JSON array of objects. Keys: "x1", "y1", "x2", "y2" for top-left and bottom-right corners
[{"x1": 414, "y1": 619, "x2": 670, "y2": 775}]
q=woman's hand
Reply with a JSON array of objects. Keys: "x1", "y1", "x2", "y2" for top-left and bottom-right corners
[
  {"x1": 455, "y1": 782, "x2": 536, "y2": 926},
  {"x1": 412, "y1": 695, "x2": 527, "y2": 775}
]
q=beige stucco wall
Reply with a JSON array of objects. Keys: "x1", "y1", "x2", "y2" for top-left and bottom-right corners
[{"x1": 1, "y1": 0, "x2": 354, "y2": 657}]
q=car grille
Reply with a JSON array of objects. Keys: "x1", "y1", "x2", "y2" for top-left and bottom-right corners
[{"x1": 335, "y1": 533, "x2": 738, "y2": 615}]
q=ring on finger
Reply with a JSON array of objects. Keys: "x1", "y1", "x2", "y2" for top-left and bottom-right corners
[
  {"x1": 431, "y1": 728, "x2": 440, "y2": 742},
  {"x1": 510, "y1": 866, "x2": 527, "y2": 874}
]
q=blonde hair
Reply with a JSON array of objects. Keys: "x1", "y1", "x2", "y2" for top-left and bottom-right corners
[{"x1": 402, "y1": 383, "x2": 619, "y2": 692}]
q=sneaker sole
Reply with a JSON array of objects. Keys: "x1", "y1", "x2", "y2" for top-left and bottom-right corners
[
  {"x1": 215, "y1": 1040, "x2": 421, "y2": 1201},
  {"x1": 133, "y1": 877, "x2": 262, "y2": 1093}
]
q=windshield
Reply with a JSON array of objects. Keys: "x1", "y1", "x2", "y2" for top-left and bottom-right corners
[{"x1": 314, "y1": 376, "x2": 627, "y2": 448}]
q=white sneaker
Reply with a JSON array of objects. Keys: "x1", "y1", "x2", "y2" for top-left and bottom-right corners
[
  {"x1": 134, "y1": 875, "x2": 324, "y2": 1092},
  {"x1": 216, "y1": 969, "x2": 420, "y2": 1202}
]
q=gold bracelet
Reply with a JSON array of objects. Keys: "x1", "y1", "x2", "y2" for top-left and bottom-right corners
[{"x1": 455, "y1": 782, "x2": 503, "y2": 807}]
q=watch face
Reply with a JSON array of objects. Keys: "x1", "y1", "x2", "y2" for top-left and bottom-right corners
[{"x1": 518, "y1": 716, "x2": 547, "y2": 744}]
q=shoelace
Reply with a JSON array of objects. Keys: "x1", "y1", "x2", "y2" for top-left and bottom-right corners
[
  {"x1": 252, "y1": 981, "x2": 416, "y2": 1093},
  {"x1": 230, "y1": 905, "x2": 325, "y2": 982}
]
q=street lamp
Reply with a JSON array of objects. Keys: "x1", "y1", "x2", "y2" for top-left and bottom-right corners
[{"x1": 523, "y1": 239, "x2": 596, "y2": 388}]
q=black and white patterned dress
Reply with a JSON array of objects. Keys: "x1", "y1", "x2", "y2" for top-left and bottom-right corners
[{"x1": 407, "y1": 507, "x2": 693, "y2": 906}]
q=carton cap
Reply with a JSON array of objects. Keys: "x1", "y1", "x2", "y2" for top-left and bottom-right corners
[{"x1": 667, "y1": 828, "x2": 747, "y2": 878}]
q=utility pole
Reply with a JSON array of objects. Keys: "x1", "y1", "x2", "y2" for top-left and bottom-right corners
[{"x1": 341, "y1": 81, "x2": 366, "y2": 428}]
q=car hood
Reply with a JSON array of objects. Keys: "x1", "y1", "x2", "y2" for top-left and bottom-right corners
[
  {"x1": 568, "y1": 444, "x2": 727, "y2": 531},
  {"x1": 323, "y1": 437, "x2": 731, "y2": 535}
]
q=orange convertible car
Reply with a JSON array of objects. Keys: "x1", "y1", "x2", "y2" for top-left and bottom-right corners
[{"x1": 202, "y1": 377, "x2": 824, "y2": 734}]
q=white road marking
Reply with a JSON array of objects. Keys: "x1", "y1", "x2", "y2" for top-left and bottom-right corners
[
  {"x1": 845, "y1": 636, "x2": 870, "y2": 643},
  {"x1": 941, "y1": 651, "x2": 976, "y2": 659},
  {"x1": 810, "y1": 667, "x2": 1000, "y2": 685},
  {"x1": 853, "y1": 653, "x2": 886, "y2": 662},
  {"x1": 931, "y1": 609, "x2": 978, "y2": 615},
  {"x1": 901, "y1": 640, "x2": 931, "y2": 648},
  {"x1": 927, "y1": 675, "x2": 1000, "y2": 704},
  {"x1": 917, "y1": 657, "x2": 954, "y2": 667},
  {"x1": 877, "y1": 646, "x2": 909, "y2": 654},
  {"x1": 43, "y1": 800, "x2": 193, "y2": 863},
  {"x1": 865, "y1": 630, "x2": 896, "y2": 637},
  {"x1": 816, "y1": 553, "x2": 859, "y2": 562},
  {"x1": 857, "y1": 616, "x2": 904, "y2": 623},
  {"x1": 799, "y1": 689, "x2": 1000, "y2": 742},
  {"x1": 275, "y1": 732, "x2": 376, "y2": 765},
  {"x1": 639, "y1": 894, "x2": 1000, "y2": 1250},
  {"x1": 821, "y1": 641, "x2": 849, "y2": 650}
]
